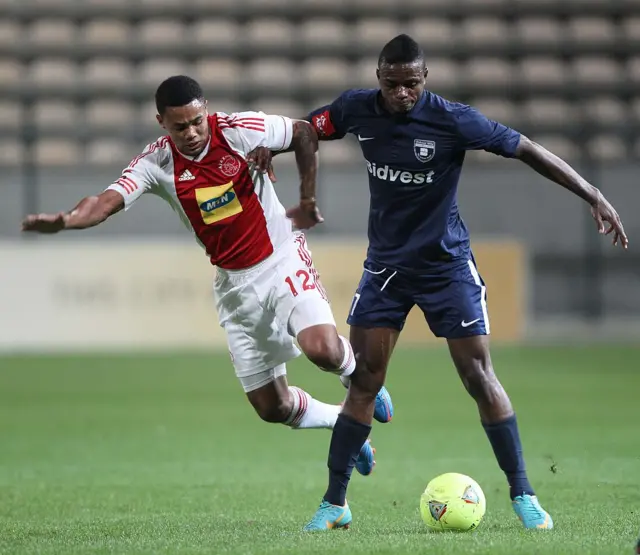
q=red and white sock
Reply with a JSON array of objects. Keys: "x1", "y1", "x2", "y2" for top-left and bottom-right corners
[
  {"x1": 285, "y1": 386, "x2": 340, "y2": 430},
  {"x1": 338, "y1": 335, "x2": 356, "y2": 378}
]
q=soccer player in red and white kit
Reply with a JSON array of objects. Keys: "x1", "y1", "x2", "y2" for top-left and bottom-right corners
[{"x1": 22, "y1": 76, "x2": 393, "y2": 478}]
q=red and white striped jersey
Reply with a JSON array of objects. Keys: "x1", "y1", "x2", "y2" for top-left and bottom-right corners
[{"x1": 107, "y1": 112, "x2": 294, "y2": 270}]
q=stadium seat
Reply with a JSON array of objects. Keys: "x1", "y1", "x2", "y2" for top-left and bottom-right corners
[
  {"x1": 208, "y1": 98, "x2": 245, "y2": 115},
  {"x1": 519, "y1": 57, "x2": 567, "y2": 86},
  {"x1": 0, "y1": 59, "x2": 22, "y2": 87},
  {"x1": 425, "y1": 58, "x2": 459, "y2": 89},
  {"x1": 458, "y1": 18, "x2": 511, "y2": 46},
  {"x1": 29, "y1": 59, "x2": 79, "y2": 90},
  {"x1": 191, "y1": 19, "x2": 240, "y2": 48},
  {"x1": 530, "y1": 135, "x2": 580, "y2": 160},
  {"x1": 250, "y1": 98, "x2": 304, "y2": 119},
  {"x1": 521, "y1": 98, "x2": 576, "y2": 126},
  {"x1": 514, "y1": 18, "x2": 563, "y2": 45},
  {"x1": 299, "y1": 0, "x2": 351, "y2": 9},
  {"x1": 191, "y1": 0, "x2": 236, "y2": 8},
  {"x1": 586, "y1": 135, "x2": 627, "y2": 161},
  {"x1": 464, "y1": 58, "x2": 513, "y2": 87},
  {"x1": 29, "y1": 19, "x2": 76, "y2": 48},
  {"x1": 81, "y1": 19, "x2": 132, "y2": 48},
  {"x1": 194, "y1": 59, "x2": 241, "y2": 90},
  {"x1": 138, "y1": 19, "x2": 185, "y2": 48},
  {"x1": 83, "y1": 58, "x2": 134, "y2": 90},
  {"x1": 34, "y1": 100, "x2": 79, "y2": 130},
  {"x1": 582, "y1": 97, "x2": 626, "y2": 124},
  {"x1": 86, "y1": 0, "x2": 130, "y2": 7},
  {"x1": 622, "y1": 17, "x2": 640, "y2": 40},
  {"x1": 460, "y1": 0, "x2": 508, "y2": 5},
  {"x1": 471, "y1": 98, "x2": 519, "y2": 126},
  {"x1": 353, "y1": 19, "x2": 401, "y2": 49},
  {"x1": 406, "y1": 18, "x2": 454, "y2": 47},
  {"x1": 572, "y1": 57, "x2": 622, "y2": 86},
  {"x1": 245, "y1": 19, "x2": 295, "y2": 49},
  {"x1": 354, "y1": 57, "x2": 381, "y2": 88},
  {"x1": 137, "y1": 58, "x2": 191, "y2": 88},
  {"x1": 0, "y1": 101, "x2": 23, "y2": 131},
  {"x1": 86, "y1": 100, "x2": 136, "y2": 131},
  {"x1": 247, "y1": 59, "x2": 297, "y2": 93},
  {"x1": 567, "y1": 17, "x2": 616, "y2": 46},
  {"x1": 0, "y1": 20, "x2": 21, "y2": 47},
  {"x1": 299, "y1": 18, "x2": 349, "y2": 50},
  {"x1": 302, "y1": 58, "x2": 351, "y2": 89},
  {"x1": 86, "y1": 139, "x2": 133, "y2": 167},
  {"x1": 0, "y1": 141, "x2": 23, "y2": 167},
  {"x1": 34, "y1": 139, "x2": 81, "y2": 166},
  {"x1": 627, "y1": 56, "x2": 640, "y2": 83},
  {"x1": 630, "y1": 97, "x2": 640, "y2": 121},
  {"x1": 245, "y1": 0, "x2": 292, "y2": 8}
]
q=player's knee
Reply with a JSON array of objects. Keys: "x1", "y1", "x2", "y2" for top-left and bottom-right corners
[
  {"x1": 457, "y1": 352, "x2": 496, "y2": 401},
  {"x1": 298, "y1": 327, "x2": 343, "y2": 371},
  {"x1": 350, "y1": 356, "x2": 385, "y2": 400}
]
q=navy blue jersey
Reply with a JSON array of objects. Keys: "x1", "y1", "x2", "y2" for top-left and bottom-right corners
[{"x1": 307, "y1": 89, "x2": 521, "y2": 273}]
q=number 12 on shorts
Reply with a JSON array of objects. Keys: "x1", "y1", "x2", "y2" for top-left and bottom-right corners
[{"x1": 285, "y1": 269, "x2": 315, "y2": 297}]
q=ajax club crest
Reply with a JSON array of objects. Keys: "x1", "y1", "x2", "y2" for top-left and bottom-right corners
[{"x1": 414, "y1": 139, "x2": 436, "y2": 163}]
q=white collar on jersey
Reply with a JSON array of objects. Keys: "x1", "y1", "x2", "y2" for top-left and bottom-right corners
[{"x1": 178, "y1": 140, "x2": 210, "y2": 163}]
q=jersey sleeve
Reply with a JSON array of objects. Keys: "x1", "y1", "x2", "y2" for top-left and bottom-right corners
[
  {"x1": 106, "y1": 142, "x2": 160, "y2": 211},
  {"x1": 217, "y1": 111, "x2": 293, "y2": 155},
  {"x1": 306, "y1": 93, "x2": 349, "y2": 140},
  {"x1": 454, "y1": 105, "x2": 521, "y2": 158}
]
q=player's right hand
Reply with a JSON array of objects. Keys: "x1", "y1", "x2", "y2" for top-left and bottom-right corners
[
  {"x1": 286, "y1": 199, "x2": 324, "y2": 230},
  {"x1": 21, "y1": 212, "x2": 66, "y2": 234},
  {"x1": 590, "y1": 194, "x2": 628, "y2": 249},
  {"x1": 247, "y1": 146, "x2": 277, "y2": 182}
]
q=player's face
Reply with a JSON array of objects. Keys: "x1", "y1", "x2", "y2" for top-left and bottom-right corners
[
  {"x1": 377, "y1": 61, "x2": 427, "y2": 114},
  {"x1": 157, "y1": 99, "x2": 210, "y2": 157}
]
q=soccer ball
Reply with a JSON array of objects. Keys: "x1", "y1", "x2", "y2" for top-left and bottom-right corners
[{"x1": 419, "y1": 472, "x2": 486, "y2": 532}]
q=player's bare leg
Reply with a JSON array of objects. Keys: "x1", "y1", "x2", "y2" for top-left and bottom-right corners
[
  {"x1": 297, "y1": 324, "x2": 352, "y2": 376},
  {"x1": 447, "y1": 335, "x2": 553, "y2": 529},
  {"x1": 243, "y1": 369, "x2": 376, "y2": 476},
  {"x1": 289, "y1": 303, "x2": 393, "y2": 424},
  {"x1": 304, "y1": 326, "x2": 399, "y2": 531}
]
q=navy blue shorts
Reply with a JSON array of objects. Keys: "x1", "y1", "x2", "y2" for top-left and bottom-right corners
[{"x1": 346, "y1": 256, "x2": 489, "y2": 339}]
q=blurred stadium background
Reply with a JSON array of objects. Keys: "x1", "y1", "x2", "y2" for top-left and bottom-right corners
[
  {"x1": 1, "y1": 3, "x2": 640, "y2": 553},
  {"x1": 1, "y1": 0, "x2": 640, "y2": 349}
]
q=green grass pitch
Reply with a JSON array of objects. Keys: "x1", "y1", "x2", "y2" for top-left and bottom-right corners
[{"x1": 1, "y1": 345, "x2": 639, "y2": 554}]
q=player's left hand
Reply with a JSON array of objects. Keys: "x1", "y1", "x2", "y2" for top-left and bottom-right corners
[
  {"x1": 590, "y1": 193, "x2": 628, "y2": 249},
  {"x1": 247, "y1": 146, "x2": 277, "y2": 182},
  {"x1": 286, "y1": 199, "x2": 324, "y2": 230}
]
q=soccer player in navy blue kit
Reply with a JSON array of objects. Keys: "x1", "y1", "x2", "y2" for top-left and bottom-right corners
[{"x1": 251, "y1": 34, "x2": 627, "y2": 531}]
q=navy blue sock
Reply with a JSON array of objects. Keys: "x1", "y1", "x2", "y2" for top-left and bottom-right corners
[
  {"x1": 483, "y1": 414, "x2": 535, "y2": 499},
  {"x1": 323, "y1": 413, "x2": 372, "y2": 507}
]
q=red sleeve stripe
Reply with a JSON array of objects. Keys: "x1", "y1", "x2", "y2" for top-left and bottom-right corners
[
  {"x1": 219, "y1": 123, "x2": 266, "y2": 132},
  {"x1": 129, "y1": 136, "x2": 168, "y2": 169},
  {"x1": 117, "y1": 176, "x2": 138, "y2": 194}
]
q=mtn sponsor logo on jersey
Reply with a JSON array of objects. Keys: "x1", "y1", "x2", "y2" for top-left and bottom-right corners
[
  {"x1": 366, "y1": 160, "x2": 434, "y2": 185},
  {"x1": 195, "y1": 182, "x2": 243, "y2": 224}
]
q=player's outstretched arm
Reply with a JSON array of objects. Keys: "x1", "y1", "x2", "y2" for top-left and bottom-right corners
[
  {"x1": 515, "y1": 135, "x2": 628, "y2": 249},
  {"x1": 21, "y1": 190, "x2": 124, "y2": 234}
]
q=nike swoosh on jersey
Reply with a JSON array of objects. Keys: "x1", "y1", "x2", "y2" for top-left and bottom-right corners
[
  {"x1": 461, "y1": 318, "x2": 481, "y2": 328},
  {"x1": 358, "y1": 135, "x2": 374, "y2": 141}
]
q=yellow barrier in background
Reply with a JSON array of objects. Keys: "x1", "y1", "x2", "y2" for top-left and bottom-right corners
[{"x1": 0, "y1": 239, "x2": 525, "y2": 351}]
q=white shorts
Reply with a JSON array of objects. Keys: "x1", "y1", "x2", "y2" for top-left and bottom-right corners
[{"x1": 214, "y1": 232, "x2": 336, "y2": 390}]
